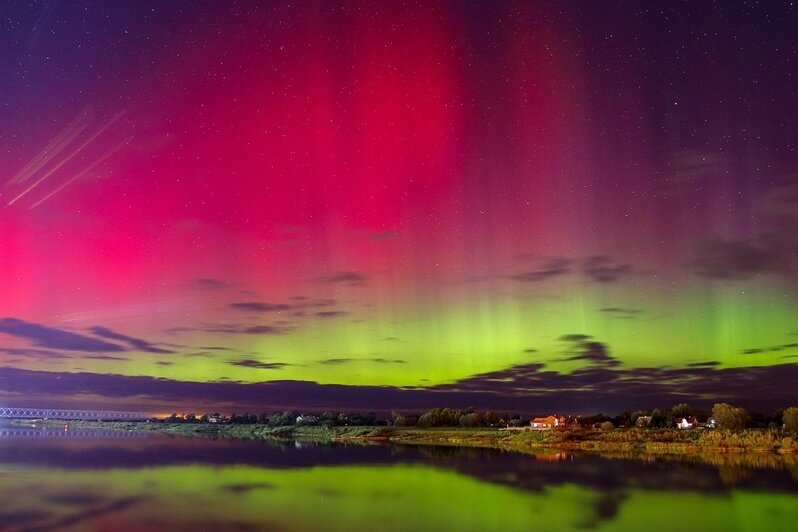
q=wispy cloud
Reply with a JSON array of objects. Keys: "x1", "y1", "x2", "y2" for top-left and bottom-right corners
[
  {"x1": 317, "y1": 357, "x2": 406, "y2": 366},
  {"x1": 229, "y1": 359, "x2": 290, "y2": 370},
  {"x1": 599, "y1": 307, "x2": 643, "y2": 316},
  {"x1": 507, "y1": 258, "x2": 573, "y2": 282},
  {"x1": 89, "y1": 326, "x2": 174, "y2": 354},
  {"x1": 558, "y1": 334, "x2": 621, "y2": 368},
  {"x1": 191, "y1": 278, "x2": 231, "y2": 290},
  {"x1": 0, "y1": 318, "x2": 125, "y2": 352},
  {"x1": 582, "y1": 256, "x2": 641, "y2": 283},
  {"x1": 315, "y1": 310, "x2": 348, "y2": 319},
  {"x1": 229, "y1": 302, "x2": 293, "y2": 312},
  {"x1": 316, "y1": 271, "x2": 368, "y2": 285},
  {"x1": 689, "y1": 228, "x2": 798, "y2": 280}
]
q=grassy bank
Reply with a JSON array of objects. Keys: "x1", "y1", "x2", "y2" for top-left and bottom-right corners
[{"x1": 13, "y1": 419, "x2": 798, "y2": 455}]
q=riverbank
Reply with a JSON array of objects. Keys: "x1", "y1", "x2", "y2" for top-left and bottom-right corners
[{"x1": 11, "y1": 419, "x2": 798, "y2": 455}]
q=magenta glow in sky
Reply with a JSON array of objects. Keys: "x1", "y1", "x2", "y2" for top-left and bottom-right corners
[{"x1": 2, "y1": 1, "x2": 798, "y2": 414}]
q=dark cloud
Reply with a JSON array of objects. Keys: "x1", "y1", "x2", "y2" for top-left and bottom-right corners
[
  {"x1": 229, "y1": 302, "x2": 292, "y2": 312},
  {"x1": 0, "y1": 347, "x2": 70, "y2": 360},
  {"x1": 582, "y1": 256, "x2": 640, "y2": 283},
  {"x1": 438, "y1": 359, "x2": 798, "y2": 414},
  {"x1": 239, "y1": 325, "x2": 284, "y2": 335},
  {"x1": 229, "y1": 300, "x2": 340, "y2": 320},
  {"x1": 686, "y1": 361, "x2": 721, "y2": 368},
  {"x1": 89, "y1": 326, "x2": 175, "y2": 354},
  {"x1": 221, "y1": 482, "x2": 276, "y2": 494},
  {"x1": 507, "y1": 258, "x2": 573, "y2": 282},
  {"x1": 317, "y1": 358, "x2": 405, "y2": 365},
  {"x1": 156, "y1": 361, "x2": 174, "y2": 366},
  {"x1": 740, "y1": 342, "x2": 798, "y2": 355},
  {"x1": 600, "y1": 307, "x2": 643, "y2": 316},
  {"x1": 559, "y1": 334, "x2": 621, "y2": 368},
  {"x1": 168, "y1": 323, "x2": 288, "y2": 336},
  {"x1": 315, "y1": 310, "x2": 348, "y2": 319},
  {"x1": 288, "y1": 296, "x2": 337, "y2": 306},
  {"x1": 316, "y1": 271, "x2": 368, "y2": 285},
  {"x1": 559, "y1": 334, "x2": 592, "y2": 342},
  {"x1": 689, "y1": 229, "x2": 798, "y2": 280},
  {"x1": 369, "y1": 230, "x2": 399, "y2": 241},
  {"x1": 4, "y1": 361, "x2": 798, "y2": 415},
  {"x1": 523, "y1": 348, "x2": 538, "y2": 354},
  {"x1": 318, "y1": 358, "x2": 357, "y2": 365},
  {"x1": 0, "y1": 318, "x2": 125, "y2": 352},
  {"x1": 229, "y1": 359, "x2": 290, "y2": 370},
  {"x1": 191, "y1": 278, "x2": 230, "y2": 290},
  {"x1": 85, "y1": 355, "x2": 130, "y2": 361}
]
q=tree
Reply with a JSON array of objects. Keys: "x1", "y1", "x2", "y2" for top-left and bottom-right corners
[
  {"x1": 483, "y1": 411, "x2": 500, "y2": 427},
  {"x1": 712, "y1": 403, "x2": 749, "y2": 431},
  {"x1": 783, "y1": 407, "x2": 798, "y2": 433},
  {"x1": 268, "y1": 411, "x2": 297, "y2": 426},
  {"x1": 650, "y1": 409, "x2": 667, "y2": 428},
  {"x1": 459, "y1": 412, "x2": 480, "y2": 428},
  {"x1": 200, "y1": 414, "x2": 209, "y2": 423},
  {"x1": 672, "y1": 403, "x2": 691, "y2": 419},
  {"x1": 184, "y1": 413, "x2": 197, "y2": 423}
]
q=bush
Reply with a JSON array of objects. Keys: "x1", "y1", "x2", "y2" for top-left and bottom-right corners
[
  {"x1": 784, "y1": 407, "x2": 798, "y2": 433},
  {"x1": 712, "y1": 403, "x2": 749, "y2": 432},
  {"x1": 600, "y1": 421, "x2": 615, "y2": 431}
]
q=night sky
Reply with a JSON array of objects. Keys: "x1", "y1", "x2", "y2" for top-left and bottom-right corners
[{"x1": 2, "y1": 1, "x2": 797, "y2": 415}]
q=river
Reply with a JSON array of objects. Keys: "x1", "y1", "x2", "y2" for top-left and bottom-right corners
[{"x1": 1, "y1": 426, "x2": 797, "y2": 531}]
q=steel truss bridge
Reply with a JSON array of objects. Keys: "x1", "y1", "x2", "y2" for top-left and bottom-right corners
[{"x1": 0, "y1": 407, "x2": 149, "y2": 421}]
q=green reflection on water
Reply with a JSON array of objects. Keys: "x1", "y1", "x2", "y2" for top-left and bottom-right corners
[{"x1": 3, "y1": 463, "x2": 798, "y2": 531}]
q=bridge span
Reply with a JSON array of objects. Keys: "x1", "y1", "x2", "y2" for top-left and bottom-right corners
[{"x1": 0, "y1": 406, "x2": 149, "y2": 421}]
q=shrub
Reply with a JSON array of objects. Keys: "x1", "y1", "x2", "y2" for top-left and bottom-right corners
[
  {"x1": 712, "y1": 403, "x2": 749, "y2": 432},
  {"x1": 783, "y1": 407, "x2": 798, "y2": 433}
]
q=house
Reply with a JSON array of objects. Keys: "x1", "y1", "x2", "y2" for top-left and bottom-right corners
[
  {"x1": 296, "y1": 414, "x2": 319, "y2": 425},
  {"x1": 675, "y1": 416, "x2": 698, "y2": 429},
  {"x1": 530, "y1": 415, "x2": 567, "y2": 429}
]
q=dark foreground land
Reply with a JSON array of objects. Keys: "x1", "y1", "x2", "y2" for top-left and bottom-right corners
[{"x1": 13, "y1": 420, "x2": 798, "y2": 456}]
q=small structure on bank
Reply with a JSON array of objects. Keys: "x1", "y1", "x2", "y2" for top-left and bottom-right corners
[
  {"x1": 530, "y1": 415, "x2": 567, "y2": 429},
  {"x1": 675, "y1": 416, "x2": 699, "y2": 429}
]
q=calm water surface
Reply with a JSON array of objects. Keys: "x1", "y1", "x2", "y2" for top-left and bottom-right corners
[{"x1": 2, "y1": 426, "x2": 798, "y2": 531}]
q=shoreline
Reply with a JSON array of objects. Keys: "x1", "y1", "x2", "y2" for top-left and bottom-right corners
[{"x1": 9, "y1": 419, "x2": 798, "y2": 456}]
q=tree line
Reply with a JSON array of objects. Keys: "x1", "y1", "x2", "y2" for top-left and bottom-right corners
[{"x1": 154, "y1": 404, "x2": 798, "y2": 433}]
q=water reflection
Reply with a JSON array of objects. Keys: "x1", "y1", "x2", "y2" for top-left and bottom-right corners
[
  {"x1": 1, "y1": 432, "x2": 798, "y2": 531},
  {"x1": 0, "y1": 427, "x2": 147, "y2": 440}
]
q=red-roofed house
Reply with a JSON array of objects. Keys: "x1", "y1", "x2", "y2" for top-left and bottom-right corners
[
  {"x1": 675, "y1": 416, "x2": 698, "y2": 429},
  {"x1": 530, "y1": 415, "x2": 567, "y2": 429}
]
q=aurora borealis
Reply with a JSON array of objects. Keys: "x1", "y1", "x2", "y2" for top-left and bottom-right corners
[{"x1": 1, "y1": 1, "x2": 797, "y2": 414}]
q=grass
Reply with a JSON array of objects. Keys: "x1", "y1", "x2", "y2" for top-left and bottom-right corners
[{"x1": 10, "y1": 420, "x2": 798, "y2": 454}]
